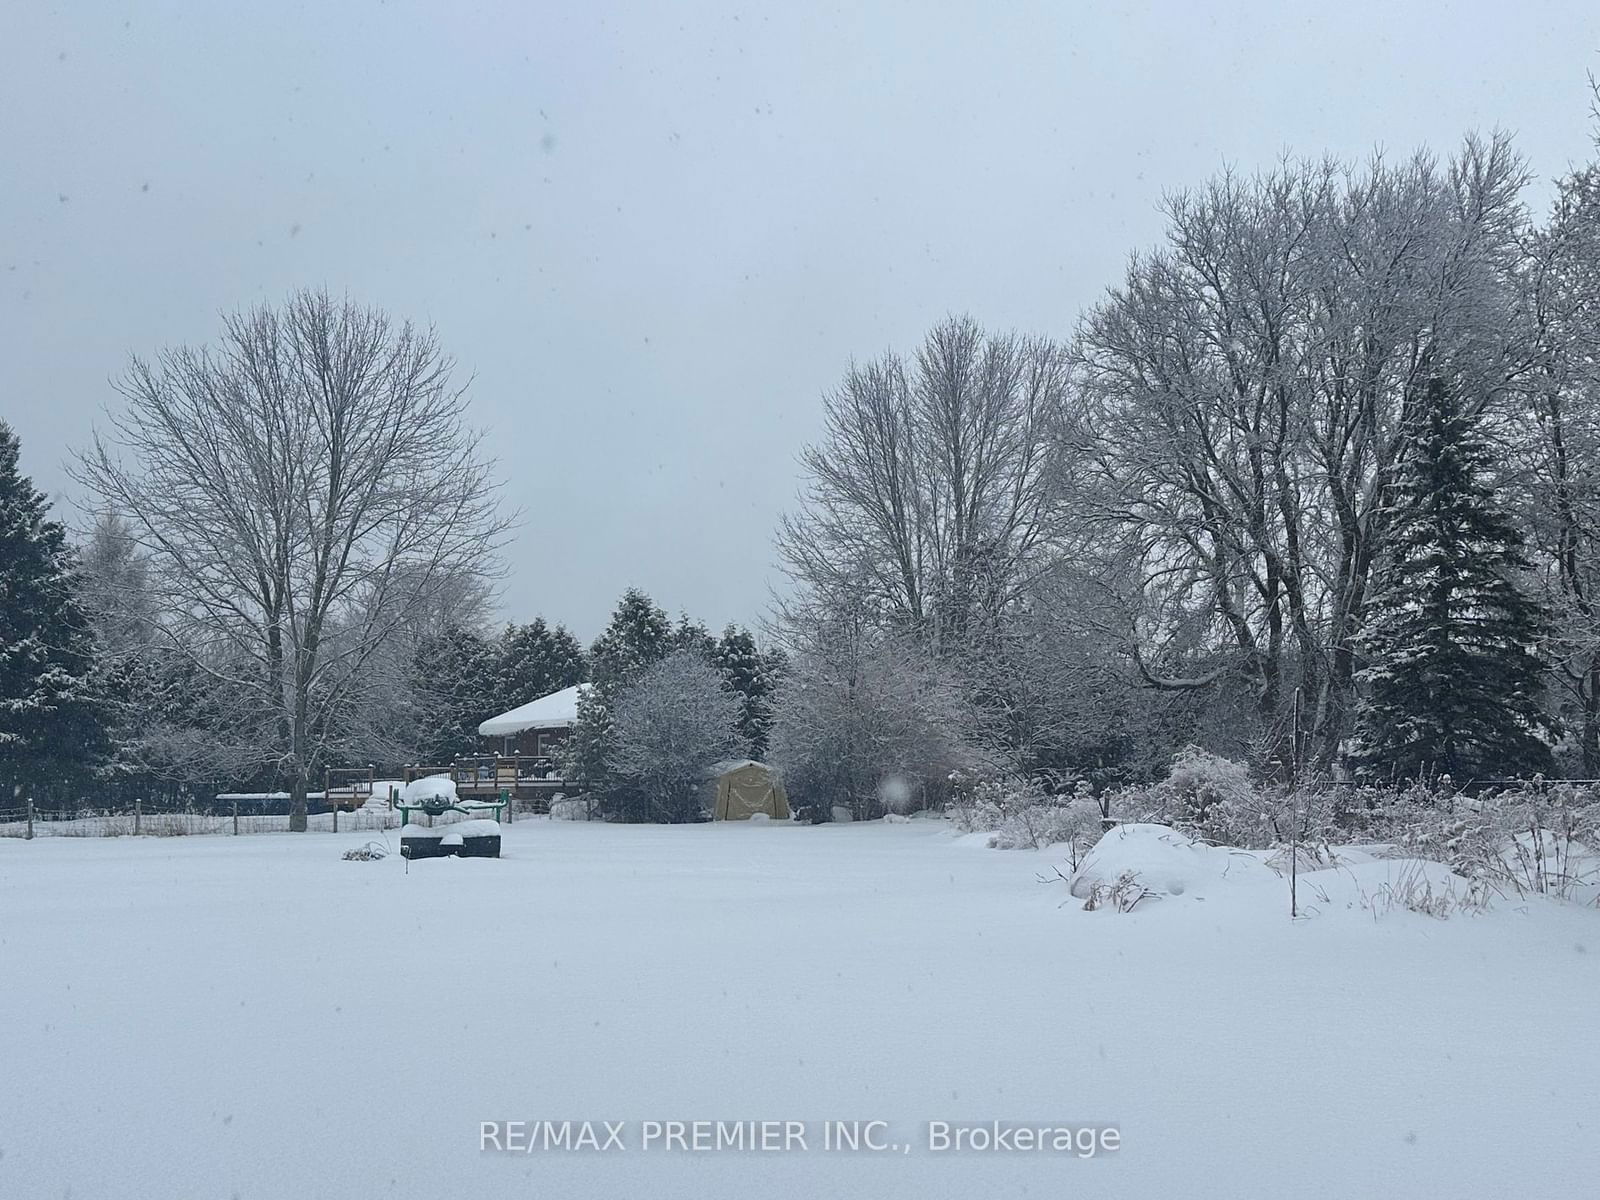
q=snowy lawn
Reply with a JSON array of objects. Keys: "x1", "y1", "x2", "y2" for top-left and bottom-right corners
[{"x1": 1, "y1": 818, "x2": 1596, "y2": 1199}]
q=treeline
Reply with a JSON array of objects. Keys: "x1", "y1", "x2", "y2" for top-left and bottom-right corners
[
  {"x1": 765, "y1": 115, "x2": 1600, "y2": 817},
  {"x1": 8, "y1": 106, "x2": 1600, "y2": 824},
  {"x1": 1, "y1": 414, "x2": 784, "y2": 816}
]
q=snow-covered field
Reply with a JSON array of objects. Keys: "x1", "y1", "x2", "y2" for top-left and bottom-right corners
[{"x1": 1, "y1": 818, "x2": 1596, "y2": 1199}]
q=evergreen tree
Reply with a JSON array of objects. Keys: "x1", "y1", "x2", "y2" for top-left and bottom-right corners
[
  {"x1": 671, "y1": 614, "x2": 716, "y2": 659},
  {"x1": 411, "y1": 623, "x2": 499, "y2": 761},
  {"x1": 566, "y1": 589, "x2": 675, "y2": 803},
  {"x1": 563, "y1": 677, "x2": 619, "y2": 794},
  {"x1": 1352, "y1": 379, "x2": 1552, "y2": 781},
  {"x1": 588, "y1": 588, "x2": 673, "y2": 691},
  {"x1": 710, "y1": 624, "x2": 779, "y2": 756},
  {"x1": 495, "y1": 617, "x2": 585, "y2": 706},
  {"x1": 0, "y1": 422, "x2": 105, "y2": 800}
]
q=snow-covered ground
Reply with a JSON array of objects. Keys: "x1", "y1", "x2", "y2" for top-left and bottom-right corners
[{"x1": 1, "y1": 819, "x2": 1595, "y2": 1199}]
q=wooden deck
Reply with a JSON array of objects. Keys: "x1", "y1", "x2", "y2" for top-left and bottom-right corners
[
  {"x1": 402, "y1": 756, "x2": 585, "y2": 814},
  {"x1": 322, "y1": 767, "x2": 376, "y2": 812}
]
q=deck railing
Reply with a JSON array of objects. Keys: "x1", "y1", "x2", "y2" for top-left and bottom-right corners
[{"x1": 401, "y1": 756, "x2": 585, "y2": 814}]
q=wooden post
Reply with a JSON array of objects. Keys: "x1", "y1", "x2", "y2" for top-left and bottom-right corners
[
  {"x1": 332, "y1": 801, "x2": 339, "y2": 834},
  {"x1": 232, "y1": 798, "x2": 239, "y2": 836},
  {"x1": 134, "y1": 797, "x2": 142, "y2": 836},
  {"x1": 25, "y1": 797, "x2": 33, "y2": 841}
]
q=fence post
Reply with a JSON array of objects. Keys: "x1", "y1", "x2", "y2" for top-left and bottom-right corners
[
  {"x1": 233, "y1": 798, "x2": 239, "y2": 836},
  {"x1": 332, "y1": 802, "x2": 339, "y2": 835},
  {"x1": 134, "y1": 797, "x2": 142, "y2": 836},
  {"x1": 25, "y1": 797, "x2": 33, "y2": 841}
]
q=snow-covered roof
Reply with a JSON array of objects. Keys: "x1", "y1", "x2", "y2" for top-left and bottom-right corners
[
  {"x1": 704, "y1": 759, "x2": 767, "y2": 778},
  {"x1": 478, "y1": 683, "x2": 590, "y2": 737}
]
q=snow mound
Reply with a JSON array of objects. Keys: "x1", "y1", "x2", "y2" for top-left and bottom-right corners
[
  {"x1": 1069, "y1": 823, "x2": 1275, "y2": 900},
  {"x1": 362, "y1": 780, "x2": 406, "y2": 810},
  {"x1": 401, "y1": 775, "x2": 456, "y2": 804}
]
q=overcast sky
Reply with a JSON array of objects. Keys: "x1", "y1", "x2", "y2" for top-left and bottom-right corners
[{"x1": 3, "y1": 2, "x2": 1596, "y2": 640}]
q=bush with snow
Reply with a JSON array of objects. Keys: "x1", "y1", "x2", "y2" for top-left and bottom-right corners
[
  {"x1": 1373, "y1": 781, "x2": 1600, "y2": 903},
  {"x1": 609, "y1": 649, "x2": 745, "y2": 823},
  {"x1": 766, "y1": 621, "x2": 977, "y2": 822},
  {"x1": 950, "y1": 777, "x2": 1105, "y2": 856},
  {"x1": 548, "y1": 796, "x2": 593, "y2": 821},
  {"x1": 1105, "y1": 748, "x2": 1338, "y2": 851}
]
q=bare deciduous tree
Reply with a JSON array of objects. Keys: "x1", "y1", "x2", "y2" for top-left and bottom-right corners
[
  {"x1": 1526, "y1": 125, "x2": 1600, "y2": 772},
  {"x1": 77, "y1": 290, "x2": 509, "y2": 828},
  {"x1": 767, "y1": 585, "x2": 980, "y2": 820},
  {"x1": 1072, "y1": 135, "x2": 1532, "y2": 774},
  {"x1": 777, "y1": 315, "x2": 1071, "y2": 649}
]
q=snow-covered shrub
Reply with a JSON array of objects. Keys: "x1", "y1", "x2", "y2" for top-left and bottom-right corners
[
  {"x1": 1380, "y1": 781, "x2": 1599, "y2": 902},
  {"x1": 1162, "y1": 745, "x2": 1255, "y2": 822},
  {"x1": 991, "y1": 798, "x2": 1103, "y2": 853},
  {"x1": 767, "y1": 619, "x2": 977, "y2": 822},
  {"x1": 950, "y1": 778, "x2": 1104, "y2": 856},
  {"x1": 1103, "y1": 748, "x2": 1336, "y2": 850},
  {"x1": 609, "y1": 649, "x2": 745, "y2": 822},
  {"x1": 548, "y1": 795, "x2": 593, "y2": 821}
]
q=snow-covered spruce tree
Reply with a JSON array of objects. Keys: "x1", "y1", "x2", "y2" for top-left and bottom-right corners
[
  {"x1": 1351, "y1": 378, "x2": 1552, "y2": 782},
  {"x1": 710, "y1": 624, "x2": 781, "y2": 757},
  {"x1": 0, "y1": 421, "x2": 105, "y2": 802},
  {"x1": 495, "y1": 618, "x2": 585, "y2": 707},
  {"x1": 589, "y1": 588, "x2": 674, "y2": 690},
  {"x1": 562, "y1": 680, "x2": 617, "y2": 795},
  {"x1": 609, "y1": 649, "x2": 745, "y2": 822},
  {"x1": 411, "y1": 624, "x2": 502, "y2": 762},
  {"x1": 563, "y1": 588, "x2": 675, "y2": 808}
]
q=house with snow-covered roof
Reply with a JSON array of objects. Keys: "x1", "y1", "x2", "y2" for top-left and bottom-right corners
[{"x1": 477, "y1": 683, "x2": 590, "y2": 757}]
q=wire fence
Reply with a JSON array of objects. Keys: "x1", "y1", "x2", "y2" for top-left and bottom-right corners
[{"x1": 0, "y1": 798, "x2": 546, "y2": 839}]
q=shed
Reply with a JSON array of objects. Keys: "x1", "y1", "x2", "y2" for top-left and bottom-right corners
[{"x1": 703, "y1": 760, "x2": 790, "y2": 821}]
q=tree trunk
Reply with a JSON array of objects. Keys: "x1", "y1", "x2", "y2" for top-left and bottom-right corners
[
  {"x1": 289, "y1": 775, "x2": 308, "y2": 832},
  {"x1": 1583, "y1": 655, "x2": 1600, "y2": 778}
]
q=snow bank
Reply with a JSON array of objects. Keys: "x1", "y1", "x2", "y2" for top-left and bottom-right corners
[
  {"x1": 362, "y1": 780, "x2": 406, "y2": 810},
  {"x1": 6, "y1": 818, "x2": 1599, "y2": 1199},
  {"x1": 1069, "y1": 822, "x2": 1275, "y2": 900}
]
